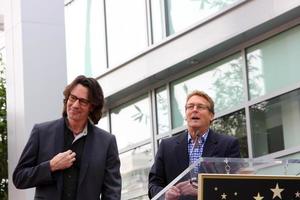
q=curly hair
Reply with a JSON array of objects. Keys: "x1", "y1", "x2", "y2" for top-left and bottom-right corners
[{"x1": 62, "y1": 75, "x2": 104, "y2": 124}]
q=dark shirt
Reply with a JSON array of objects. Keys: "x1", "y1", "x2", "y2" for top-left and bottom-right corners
[{"x1": 62, "y1": 122, "x2": 86, "y2": 200}]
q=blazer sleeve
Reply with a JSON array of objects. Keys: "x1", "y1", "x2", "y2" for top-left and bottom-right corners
[
  {"x1": 225, "y1": 136, "x2": 241, "y2": 158},
  {"x1": 101, "y1": 135, "x2": 122, "y2": 200},
  {"x1": 13, "y1": 125, "x2": 54, "y2": 189}
]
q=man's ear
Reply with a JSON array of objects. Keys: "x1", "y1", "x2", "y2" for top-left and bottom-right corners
[{"x1": 210, "y1": 113, "x2": 214, "y2": 122}]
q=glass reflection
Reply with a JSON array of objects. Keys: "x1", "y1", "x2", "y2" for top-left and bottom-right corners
[
  {"x1": 105, "y1": 0, "x2": 148, "y2": 67},
  {"x1": 151, "y1": 0, "x2": 165, "y2": 43},
  {"x1": 111, "y1": 95, "x2": 151, "y2": 150},
  {"x1": 212, "y1": 110, "x2": 248, "y2": 158},
  {"x1": 120, "y1": 145, "x2": 152, "y2": 200},
  {"x1": 156, "y1": 87, "x2": 170, "y2": 134},
  {"x1": 171, "y1": 54, "x2": 243, "y2": 129},
  {"x1": 65, "y1": 0, "x2": 106, "y2": 80},
  {"x1": 250, "y1": 89, "x2": 300, "y2": 157},
  {"x1": 166, "y1": 0, "x2": 239, "y2": 35},
  {"x1": 247, "y1": 25, "x2": 300, "y2": 99}
]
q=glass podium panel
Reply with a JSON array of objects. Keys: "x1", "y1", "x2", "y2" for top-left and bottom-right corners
[{"x1": 151, "y1": 157, "x2": 300, "y2": 200}]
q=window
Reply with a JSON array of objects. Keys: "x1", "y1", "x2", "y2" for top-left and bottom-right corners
[
  {"x1": 247, "y1": 25, "x2": 300, "y2": 99},
  {"x1": 171, "y1": 54, "x2": 244, "y2": 129},
  {"x1": 150, "y1": 0, "x2": 165, "y2": 43},
  {"x1": 156, "y1": 87, "x2": 170, "y2": 134},
  {"x1": 111, "y1": 95, "x2": 151, "y2": 150},
  {"x1": 165, "y1": 0, "x2": 240, "y2": 35},
  {"x1": 65, "y1": 0, "x2": 107, "y2": 80},
  {"x1": 250, "y1": 89, "x2": 300, "y2": 157},
  {"x1": 212, "y1": 110, "x2": 248, "y2": 158},
  {"x1": 105, "y1": 0, "x2": 148, "y2": 67},
  {"x1": 96, "y1": 115, "x2": 109, "y2": 132},
  {"x1": 120, "y1": 144, "x2": 152, "y2": 199}
]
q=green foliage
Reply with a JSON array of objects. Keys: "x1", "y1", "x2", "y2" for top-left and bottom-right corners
[{"x1": 0, "y1": 52, "x2": 8, "y2": 200}]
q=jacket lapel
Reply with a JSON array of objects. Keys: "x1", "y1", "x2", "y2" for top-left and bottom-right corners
[
  {"x1": 54, "y1": 118, "x2": 65, "y2": 154},
  {"x1": 54, "y1": 118, "x2": 65, "y2": 195},
  {"x1": 174, "y1": 132, "x2": 189, "y2": 171},
  {"x1": 78, "y1": 123, "x2": 92, "y2": 187},
  {"x1": 202, "y1": 129, "x2": 218, "y2": 157}
]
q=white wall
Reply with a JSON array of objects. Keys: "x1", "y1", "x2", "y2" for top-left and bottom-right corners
[
  {"x1": 4, "y1": 0, "x2": 68, "y2": 199},
  {"x1": 0, "y1": 0, "x2": 4, "y2": 30},
  {"x1": 0, "y1": 0, "x2": 4, "y2": 14}
]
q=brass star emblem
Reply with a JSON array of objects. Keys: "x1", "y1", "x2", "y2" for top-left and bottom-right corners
[
  {"x1": 270, "y1": 183, "x2": 284, "y2": 199},
  {"x1": 253, "y1": 192, "x2": 264, "y2": 200},
  {"x1": 221, "y1": 193, "x2": 227, "y2": 199}
]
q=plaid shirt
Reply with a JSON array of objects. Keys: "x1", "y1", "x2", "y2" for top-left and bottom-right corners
[{"x1": 188, "y1": 130, "x2": 208, "y2": 173}]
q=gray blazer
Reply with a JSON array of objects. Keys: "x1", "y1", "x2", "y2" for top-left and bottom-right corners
[{"x1": 13, "y1": 118, "x2": 121, "y2": 200}]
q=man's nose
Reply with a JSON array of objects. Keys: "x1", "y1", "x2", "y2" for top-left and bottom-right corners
[
  {"x1": 72, "y1": 99, "x2": 80, "y2": 107},
  {"x1": 192, "y1": 106, "x2": 199, "y2": 111}
]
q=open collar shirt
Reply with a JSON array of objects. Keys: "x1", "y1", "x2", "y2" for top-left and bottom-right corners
[{"x1": 187, "y1": 129, "x2": 209, "y2": 168}]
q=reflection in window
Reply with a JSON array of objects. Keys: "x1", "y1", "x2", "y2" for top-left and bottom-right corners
[
  {"x1": 151, "y1": 0, "x2": 165, "y2": 43},
  {"x1": 120, "y1": 145, "x2": 152, "y2": 200},
  {"x1": 156, "y1": 87, "x2": 170, "y2": 134},
  {"x1": 246, "y1": 49, "x2": 265, "y2": 99},
  {"x1": 247, "y1": 25, "x2": 300, "y2": 99},
  {"x1": 65, "y1": 0, "x2": 106, "y2": 81},
  {"x1": 250, "y1": 89, "x2": 300, "y2": 157},
  {"x1": 212, "y1": 110, "x2": 248, "y2": 158},
  {"x1": 111, "y1": 95, "x2": 151, "y2": 150},
  {"x1": 171, "y1": 54, "x2": 243, "y2": 129},
  {"x1": 0, "y1": 46, "x2": 5, "y2": 65},
  {"x1": 166, "y1": 0, "x2": 239, "y2": 35},
  {"x1": 105, "y1": 0, "x2": 148, "y2": 67}
]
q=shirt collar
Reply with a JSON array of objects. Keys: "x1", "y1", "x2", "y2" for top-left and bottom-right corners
[
  {"x1": 73, "y1": 123, "x2": 88, "y2": 143},
  {"x1": 188, "y1": 129, "x2": 209, "y2": 144}
]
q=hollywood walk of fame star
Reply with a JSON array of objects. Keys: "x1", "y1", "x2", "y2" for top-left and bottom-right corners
[
  {"x1": 270, "y1": 183, "x2": 284, "y2": 199},
  {"x1": 253, "y1": 192, "x2": 264, "y2": 200},
  {"x1": 221, "y1": 193, "x2": 227, "y2": 199},
  {"x1": 295, "y1": 191, "x2": 300, "y2": 198}
]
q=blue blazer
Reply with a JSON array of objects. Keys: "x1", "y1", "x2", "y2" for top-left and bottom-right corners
[
  {"x1": 148, "y1": 129, "x2": 240, "y2": 198},
  {"x1": 13, "y1": 118, "x2": 121, "y2": 200}
]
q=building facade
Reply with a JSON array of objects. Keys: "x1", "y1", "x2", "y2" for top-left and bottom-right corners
[{"x1": 64, "y1": 0, "x2": 300, "y2": 199}]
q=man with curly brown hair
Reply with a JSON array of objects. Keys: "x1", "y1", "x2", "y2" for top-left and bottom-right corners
[{"x1": 13, "y1": 75, "x2": 121, "y2": 200}]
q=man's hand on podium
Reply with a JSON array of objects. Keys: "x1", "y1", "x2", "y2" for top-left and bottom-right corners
[
  {"x1": 176, "y1": 180, "x2": 197, "y2": 196},
  {"x1": 165, "y1": 185, "x2": 181, "y2": 200},
  {"x1": 165, "y1": 180, "x2": 197, "y2": 200}
]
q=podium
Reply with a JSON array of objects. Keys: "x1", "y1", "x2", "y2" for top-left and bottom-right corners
[{"x1": 151, "y1": 157, "x2": 300, "y2": 200}]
